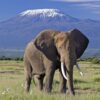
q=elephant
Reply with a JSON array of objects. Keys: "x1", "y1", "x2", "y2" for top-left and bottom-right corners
[{"x1": 24, "y1": 29, "x2": 89, "y2": 95}]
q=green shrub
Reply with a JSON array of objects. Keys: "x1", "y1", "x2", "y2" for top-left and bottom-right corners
[
  {"x1": 83, "y1": 57, "x2": 100, "y2": 64},
  {"x1": 91, "y1": 58, "x2": 100, "y2": 64},
  {"x1": 0, "y1": 56, "x2": 23, "y2": 61}
]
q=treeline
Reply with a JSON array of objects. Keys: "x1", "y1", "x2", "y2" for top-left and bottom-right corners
[
  {"x1": 0, "y1": 56, "x2": 23, "y2": 61},
  {"x1": 79, "y1": 57, "x2": 100, "y2": 64},
  {"x1": 0, "y1": 56, "x2": 100, "y2": 64}
]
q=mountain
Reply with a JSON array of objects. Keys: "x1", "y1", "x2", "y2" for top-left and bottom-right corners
[{"x1": 0, "y1": 9, "x2": 100, "y2": 50}]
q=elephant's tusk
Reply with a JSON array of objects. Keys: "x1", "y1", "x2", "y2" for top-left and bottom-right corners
[
  {"x1": 61, "y1": 62, "x2": 68, "y2": 80},
  {"x1": 76, "y1": 62, "x2": 83, "y2": 76}
]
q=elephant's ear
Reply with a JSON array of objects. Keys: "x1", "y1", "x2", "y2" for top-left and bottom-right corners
[
  {"x1": 34, "y1": 30, "x2": 58, "y2": 60},
  {"x1": 69, "y1": 29, "x2": 89, "y2": 59}
]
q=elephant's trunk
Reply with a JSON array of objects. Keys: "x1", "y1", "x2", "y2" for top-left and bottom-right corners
[{"x1": 61, "y1": 62, "x2": 68, "y2": 80}]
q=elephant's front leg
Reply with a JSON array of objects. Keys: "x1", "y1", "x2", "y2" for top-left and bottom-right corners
[
  {"x1": 59, "y1": 68, "x2": 67, "y2": 93},
  {"x1": 67, "y1": 66, "x2": 75, "y2": 95},
  {"x1": 44, "y1": 64, "x2": 55, "y2": 93}
]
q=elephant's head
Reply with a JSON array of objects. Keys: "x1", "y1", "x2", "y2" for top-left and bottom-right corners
[
  {"x1": 34, "y1": 29, "x2": 89, "y2": 80},
  {"x1": 54, "y1": 29, "x2": 89, "y2": 79},
  {"x1": 54, "y1": 29, "x2": 89, "y2": 61},
  {"x1": 54, "y1": 31, "x2": 76, "y2": 64}
]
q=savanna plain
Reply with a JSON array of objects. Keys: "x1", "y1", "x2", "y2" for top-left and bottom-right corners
[{"x1": 0, "y1": 60, "x2": 100, "y2": 100}]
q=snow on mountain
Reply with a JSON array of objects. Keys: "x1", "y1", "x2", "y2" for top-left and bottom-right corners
[
  {"x1": 18, "y1": 9, "x2": 79, "y2": 23},
  {"x1": 0, "y1": 9, "x2": 100, "y2": 50},
  {"x1": 20, "y1": 9, "x2": 65, "y2": 17}
]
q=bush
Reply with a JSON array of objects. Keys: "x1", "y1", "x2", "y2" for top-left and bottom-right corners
[
  {"x1": 14, "y1": 57, "x2": 23, "y2": 61},
  {"x1": 0, "y1": 56, "x2": 23, "y2": 61},
  {"x1": 91, "y1": 58, "x2": 100, "y2": 64},
  {"x1": 84, "y1": 57, "x2": 100, "y2": 64}
]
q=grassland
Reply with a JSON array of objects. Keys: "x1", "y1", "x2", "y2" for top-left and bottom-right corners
[{"x1": 0, "y1": 60, "x2": 100, "y2": 100}]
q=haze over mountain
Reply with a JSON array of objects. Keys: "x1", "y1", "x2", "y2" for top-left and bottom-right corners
[{"x1": 0, "y1": 9, "x2": 100, "y2": 50}]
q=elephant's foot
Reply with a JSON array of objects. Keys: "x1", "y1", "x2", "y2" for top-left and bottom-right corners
[
  {"x1": 69, "y1": 90, "x2": 75, "y2": 96},
  {"x1": 59, "y1": 83, "x2": 67, "y2": 94},
  {"x1": 24, "y1": 83, "x2": 30, "y2": 93},
  {"x1": 59, "y1": 88, "x2": 66, "y2": 94},
  {"x1": 38, "y1": 82, "x2": 44, "y2": 91},
  {"x1": 44, "y1": 85, "x2": 52, "y2": 93}
]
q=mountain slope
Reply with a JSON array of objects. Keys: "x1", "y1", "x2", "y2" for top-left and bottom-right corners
[{"x1": 0, "y1": 9, "x2": 100, "y2": 49}]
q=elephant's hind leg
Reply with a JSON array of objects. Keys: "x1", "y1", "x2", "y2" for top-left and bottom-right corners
[
  {"x1": 24, "y1": 59, "x2": 32, "y2": 93},
  {"x1": 37, "y1": 74, "x2": 45, "y2": 91}
]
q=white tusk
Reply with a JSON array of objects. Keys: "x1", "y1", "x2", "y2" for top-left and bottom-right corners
[
  {"x1": 76, "y1": 63, "x2": 83, "y2": 76},
  {"x1": 61, "y1": 62, "x2": 68, "y2": 80}
]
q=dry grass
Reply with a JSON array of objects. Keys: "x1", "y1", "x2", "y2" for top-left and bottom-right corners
[{"x1": 0, "y1": 60, "x2": 100, "y2": 100}]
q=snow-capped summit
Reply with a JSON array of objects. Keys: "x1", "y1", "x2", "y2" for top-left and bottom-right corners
[
  {"x1": 20, "y1": 9, "x2": 65, "y2": 17},
  {"x1": 19, "y1": 9, "x2": 78, "y2": 22}
]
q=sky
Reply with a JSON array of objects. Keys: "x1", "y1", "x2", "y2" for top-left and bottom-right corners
[{"x1": 0, "y1": 0, "x2": 100, "y2": 21}]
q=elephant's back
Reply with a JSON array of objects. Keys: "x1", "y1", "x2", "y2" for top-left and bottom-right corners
[
  {"x1": 35, "y1": 29, "x2": 60, "y2": 39},
  {"x1": 24, "y1": 41, "x2": 34, "y2": 54},
  {"x1": 24, "y1": 41, "x2": 39, "y2": 58}
]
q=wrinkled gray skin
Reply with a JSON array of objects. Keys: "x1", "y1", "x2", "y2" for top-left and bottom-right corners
[{"x1": 24, "y1": 29, "x2": 89, "y2": 95}]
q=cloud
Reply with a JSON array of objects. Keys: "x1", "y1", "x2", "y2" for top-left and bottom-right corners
[
  {"x1": 52, "y1": 0, "x2": 100, "y2": 14},
  {"x1": 94, "y1": 11, "x2": 100, "y2": 14},
  {"x1": 79, "y1": 2, "x2": 100, "y2": 14},
  {"x1": 79, "y1": 2, "x2": 100, "y2": 13},
  {"x1": 52, "y1": 0, "x2": 100, "y2": 2},
  {"x1": 78, "y1": 2, "x2": 100, "y2": 8}
]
